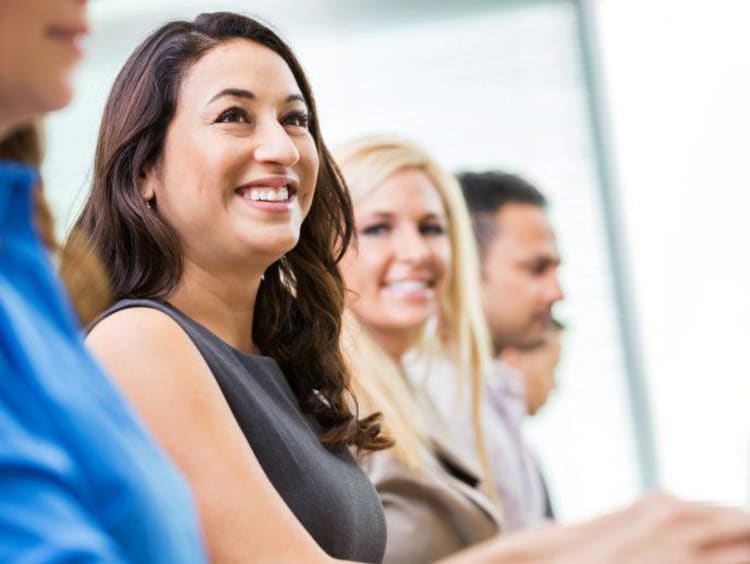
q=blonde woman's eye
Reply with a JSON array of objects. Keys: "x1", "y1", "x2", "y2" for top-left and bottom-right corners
[
  {"x1": 361, "y1": 223, "x2": 389, "y2": 236},
  {"x1": 421, "y1": 223, "x2": 446, "y2": 236}
]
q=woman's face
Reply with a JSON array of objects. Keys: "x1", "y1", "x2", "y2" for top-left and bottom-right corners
[
  {"x1": 0, "y1": 0, "x2": 88, "y2": 133},
  {"x1": 142, "y1": 39, "x2": 318, "y2": 274},
  {"x1": 341, "y1": 167, "x2": 452, "y2": 346}
]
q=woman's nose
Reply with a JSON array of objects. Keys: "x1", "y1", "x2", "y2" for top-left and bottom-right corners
[
  {"x1": 253, "y1": 121, "x2": 300, "y2": 167},
  {"x1": 396, "y1": 229, "x2": 431, "y2": 264}
]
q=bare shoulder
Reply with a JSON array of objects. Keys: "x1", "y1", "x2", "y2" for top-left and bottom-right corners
[
  {"x1": 86, "y1": 306, "x2": 213, "y2": 408},
  {"x1": 87, "y1": 306, "x2": 195, "y2": 362},
  {"x1": 86, "y1": 305, "x2": 238, "y2": 472}
]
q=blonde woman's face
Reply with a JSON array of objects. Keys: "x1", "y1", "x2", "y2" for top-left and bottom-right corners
[{"x1": 341, "y1": 167, "x2": 452, "y2": 350}]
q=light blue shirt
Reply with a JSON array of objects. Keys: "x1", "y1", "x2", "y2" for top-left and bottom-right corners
[{"x1": 0, "y1": 161, "x2": 206, "y2": 562}]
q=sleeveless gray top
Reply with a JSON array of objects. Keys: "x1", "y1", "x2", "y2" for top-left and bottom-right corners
[{"x1": 96, "y1": 299, "x2": 386, "y2": 563}]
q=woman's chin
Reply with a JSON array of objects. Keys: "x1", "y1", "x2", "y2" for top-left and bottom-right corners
[
  {"x1": 38, "y1": 72, "x2": 76, "y2": 113},
  {"x1": 237, "y1": 240, "x2": 299, "y2": 268},
  {"x1": 235, "y1": 227, "x2": 301, "y2": 257},
  {"x1": 381, "y1": 311, "x2": 434, "y2": 335}
]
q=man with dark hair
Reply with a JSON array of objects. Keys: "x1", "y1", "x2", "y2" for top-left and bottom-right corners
[
  {"x1": 458, "y1": 171, "x2": 562, "y2": 352},
  {"x1": 456, "y1": 170, "x2": 563, "y2": 530}
]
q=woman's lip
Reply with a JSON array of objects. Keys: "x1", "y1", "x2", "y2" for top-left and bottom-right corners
[
  {"x1": 45, "y1": 24, "x2": 88, "y2": 61},
  {"x1": 382, "y1": 279, "x2": 434, "y2": 287},
  {"x1": 45, "y1": 23, "x2": 89, "y2": 56},
  {"x1": 237, "y1": 188, "x2": 297, "y2": 212},
  {"x1": 241, "y1": 198, "x2": 295, "y2": 213},
  {"x1": 46, "y1": 22, "x2": 90, "y2": 38}
]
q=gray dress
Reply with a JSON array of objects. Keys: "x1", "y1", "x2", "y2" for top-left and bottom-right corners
[{"x1": 96, "y1": 299, "x2": 386, "y2": 563}]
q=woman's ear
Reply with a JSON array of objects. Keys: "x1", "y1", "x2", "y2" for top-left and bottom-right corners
[{"x1": 138, "y1": 162, "x2": 158, "y2": 203}]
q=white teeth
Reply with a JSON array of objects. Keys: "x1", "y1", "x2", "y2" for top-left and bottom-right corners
[
  {"x1": 246, "y1": 187, "x2": 289, "y2": 202},
  {"x1": 386, "y1": 280, "x2": 429, "y2": 291}
]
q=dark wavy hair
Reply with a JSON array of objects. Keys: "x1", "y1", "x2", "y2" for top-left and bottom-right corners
[{"x1": 67, "y1": 12, "x2": 389, "y2": 452}]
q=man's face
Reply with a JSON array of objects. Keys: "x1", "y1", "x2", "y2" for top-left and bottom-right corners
[
  {"x1": 481, "y1": 203, "x2": 563, "y2": 350},
  {"x1": 500, "y1": 329, "x2": 563, "y2": 415}
]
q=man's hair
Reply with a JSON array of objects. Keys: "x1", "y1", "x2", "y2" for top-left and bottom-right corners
[{"x1": 457, "y1": 171, "x2": 547, "y2": 258}]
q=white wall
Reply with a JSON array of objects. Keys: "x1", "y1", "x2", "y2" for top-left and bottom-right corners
[{"x1": 597, "y1": 0, "x2": 750, "y2": 504}]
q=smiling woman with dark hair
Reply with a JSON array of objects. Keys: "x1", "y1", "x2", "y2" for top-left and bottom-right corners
[{"x1": 69, "y1": 12, "x2": 389, "y2": 563}]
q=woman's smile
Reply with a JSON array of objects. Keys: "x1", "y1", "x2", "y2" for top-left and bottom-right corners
[
  {"x1": 381, "y1": 277, "x2": 436, "y2": 301},
  {"x1": 235, "y1": 175, "x2": 299, "y2": 212}
]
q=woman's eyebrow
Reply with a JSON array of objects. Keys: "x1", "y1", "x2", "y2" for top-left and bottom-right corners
[
  {"x1": 421, "y1": 212, "x2": 446, "y2": 220},
  {"x1": 286, "y1": 93, "x2": 306, "y2": 104},
  {"x1": 208, "y1": 88, "x2": 255, "y2": 104},
  {"x1": 207, "y1": 89, "x2": 306, "y2": 105}
]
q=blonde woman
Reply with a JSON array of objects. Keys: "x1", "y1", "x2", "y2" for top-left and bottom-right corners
[
  {"x1": 337, "y1": 135, "x2": 750, "y2": 564},
  {"x1": 336, "y1": 135, "x2": 500, "y2": 563}
]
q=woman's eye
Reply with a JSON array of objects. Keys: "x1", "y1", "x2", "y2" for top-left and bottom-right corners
[
  {"x1": 282, "y1": 111, "x2": 311, "y2": 129},
  {"x1": 361, "y1": 223, "x2": 390, "y2": 236},
  {"x1": 215, "y1": 107, "x2": 250, "y2": 124},
  {"x1": 421, "y1": 223, "x2": 446, "y2": 236}
]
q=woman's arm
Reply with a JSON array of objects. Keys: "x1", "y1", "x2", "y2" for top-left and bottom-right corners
[
  {"x1": 87, "y1": 307, "x2": 345, "y2": 564},
  {"x1": 438, "y1": 492, "x2": 750, "y2": 564}
]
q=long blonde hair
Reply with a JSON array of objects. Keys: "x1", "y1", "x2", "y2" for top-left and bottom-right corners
[{"x1": 335, "y1": 135, "x2": 495, "y2": 497}]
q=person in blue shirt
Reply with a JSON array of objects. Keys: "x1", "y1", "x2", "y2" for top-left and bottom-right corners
[{"x1": 0, "y1": 1, "x2": 206, "y2": 561}]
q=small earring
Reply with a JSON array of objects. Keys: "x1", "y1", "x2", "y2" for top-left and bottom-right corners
[{"x1": 146, "y1": 199, "x2": 153, "y2": 209}]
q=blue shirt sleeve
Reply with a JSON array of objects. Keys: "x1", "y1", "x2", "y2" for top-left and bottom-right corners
[{"x1": 0, "y1": 357, "x2": 127, "y2": 563}]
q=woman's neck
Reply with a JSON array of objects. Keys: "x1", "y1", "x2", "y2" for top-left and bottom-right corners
[
  {"x1": 169, "y1": 258, "x2": 262, "y2": 354},
  {"x1": 365, "y1": 326, "x2": 419, "y2": 363}
]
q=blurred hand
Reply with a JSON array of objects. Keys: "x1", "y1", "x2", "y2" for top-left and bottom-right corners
[{"x1": 444, "y1": 492, "x2": 750, "y2": 564}]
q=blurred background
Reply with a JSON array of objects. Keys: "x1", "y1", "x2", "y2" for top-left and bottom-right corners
[{"x1": 44, "y1": 0, "x2": 750, "y2": 521}]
